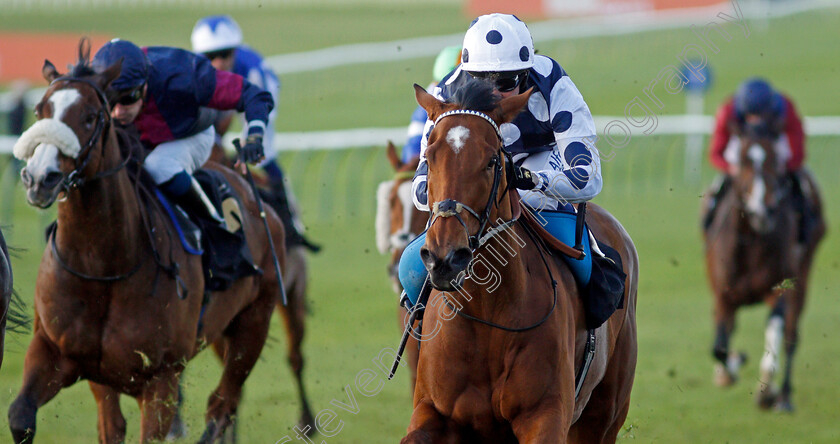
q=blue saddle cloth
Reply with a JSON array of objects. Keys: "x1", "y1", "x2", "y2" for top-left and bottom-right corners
[
  {"x1": 154, "y1": 189, "x2": 204, "y2": 256},
  {"x1": 536, "y1": 209, "x2": 592, "y2": 285},
  {"x1": 398, "y1": 208, "x2": 592, "y2": 306}
]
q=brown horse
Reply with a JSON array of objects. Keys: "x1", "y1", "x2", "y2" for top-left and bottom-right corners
[
  {"x1": 703, "y1": 133, "x2": 825, "y2": 411},
  {"x1": 375, "y1": 141, "x2": 427, "y2": 393},
  {"x1": 401, "y1": 83, "x2": 639, "y2": 443},
  {"x1": 8, "y1": 48, "x2": 308, "y2": 443}
]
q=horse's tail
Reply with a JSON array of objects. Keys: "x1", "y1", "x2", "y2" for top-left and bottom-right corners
[
  {"x1": 0, "y1": 230, "x2": 30, "y2": 333},
  {"x1": 5, "y1": 289, "x2": 30, "y2": 334}
]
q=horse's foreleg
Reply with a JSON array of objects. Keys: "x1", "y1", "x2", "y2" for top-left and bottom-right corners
[
  {"x1": 777, "y1": 285, "x2": 806, "y2": 413},
  {"x1": 712, "y1": 301, "x2": 743, "y2": 386},
  {"x1": 275, "y1": 246, "x2": 315, "y2": 433},
  {"x1": 756, "y1": 296, "x2": 785, "y2": 408},
  {"x1": 137, "y1": 370, "x2": 180, "y2": 442},
  {"x1": 89, "y1": 382, "x2": 126, "y2": 444},
  {"x1": 8, "y1": 332, "x2": 79, "y2": 444},
  {"x1": 402, "y1": 400, "x2": 450, "y2": 444},
  {"x1": 510, "y1": 399, "x2": 571, "y2": 444},
  {"x1": 200, "y1": 296, "x2": 273, "y2": 444}
]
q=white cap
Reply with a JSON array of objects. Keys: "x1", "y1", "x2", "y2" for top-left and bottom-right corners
[
  {"x1": 191, "y1": 15, "x2": 243, "y2": 54},
  {"x1": 461, "y1": 13, "x2": 534, "y2": 72}
]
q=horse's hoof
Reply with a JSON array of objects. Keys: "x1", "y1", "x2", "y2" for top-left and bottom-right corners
[
  {"x1": 165, "y1": 415, "x2": 188, "y2": 441},
  {"x1": 754, "y1": 383, "x2": 778, "y2": 410},
  {"x1": 774, "y1": 398, "x2": 795, "y2": 413},
  {"x1": 197, "y1": 420, "x2": 219, "y2": 444},
  {"x1": 297, "y1": 411, "x2": 316, "y2": 437},
  {"x1": 714, "y1": 363, "x2": 736, "y2": 387}
]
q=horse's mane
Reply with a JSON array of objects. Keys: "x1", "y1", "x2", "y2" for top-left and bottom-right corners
[
  {"x1": 68, "y1": 37, "x2": 97, "y2": 79},
  {"x1": 446, "y1": 76, "x2": 500, "y2": 112}
]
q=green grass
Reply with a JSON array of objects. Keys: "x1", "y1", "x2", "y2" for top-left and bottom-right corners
[{"x1": 0, "y1": 2, "x2": 839, "y2": 443}]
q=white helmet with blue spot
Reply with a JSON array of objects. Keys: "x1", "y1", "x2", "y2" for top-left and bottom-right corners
[
  {"x1": 460, "y1": 13, "x2": 534, "y2": 73},
  {"x1": 191, "y1": 15, "x2": 243, "y2": 54}
]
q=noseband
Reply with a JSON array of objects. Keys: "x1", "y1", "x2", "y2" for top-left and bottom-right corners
[{"x1": 427, "y1": 109, "x2": 515, "y2": 250}]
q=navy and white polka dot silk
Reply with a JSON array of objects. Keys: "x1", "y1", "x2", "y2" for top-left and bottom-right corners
[{"x1": 412, "y1": 55, "x2": 602, "y2": 211}]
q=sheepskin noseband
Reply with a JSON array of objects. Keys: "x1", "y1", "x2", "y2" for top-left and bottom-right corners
[{"x1": 13, "y1": 118, "x2": 82, "y2": 160}]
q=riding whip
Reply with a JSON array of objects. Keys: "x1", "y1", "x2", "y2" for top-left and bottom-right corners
[
  {"x1": 389, "y1": 277, "x2": 432, "y2": 380},
  {"x1": 233, "y1": 139, "x2": 288, "y2": 306}
]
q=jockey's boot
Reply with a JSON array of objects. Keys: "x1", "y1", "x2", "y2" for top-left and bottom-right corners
[
  {"x1": 268, "y1": 178, "x2": 321, "y2": 252},
  {"x1": 173, "y1": 177, "x2": 227, "y2": 229},
  {"x1": 703, "y1": 175, "x2": 731, "y2": 231}
]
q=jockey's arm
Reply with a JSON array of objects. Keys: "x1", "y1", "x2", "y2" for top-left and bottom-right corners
[
  {"x1": 709, "y1": 100, "x2": 735, "y2": 173},
  {"x1": 529, "y1": 135, "x2": 603, "y2": 204},
  {"x1": 202, "y1": 67, "x2": 274, "y2": 138},
  {"x1": 783, "y1": 97, "x2": 805, "y2": 171}
]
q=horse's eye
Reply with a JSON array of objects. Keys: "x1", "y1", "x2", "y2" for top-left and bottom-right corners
[
  {"x1": 486, "y1": 157, "x2": 498, "y2": 170},
  {"x1": 85, "y1": 114, "x2": 97, "y2": 127}
]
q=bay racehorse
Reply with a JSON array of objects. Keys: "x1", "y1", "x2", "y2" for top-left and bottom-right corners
[
  {"x1": 703, "y1": 132, "x2": 825, "y2": 411},
  {"x1": 8, "y1": 44, "x2": 309, "y2": 443},
  {"x1": 402, "y1": 82, "x2": 639, "y2": 443},
  {"x1": 375, "y1": 141, "x2": 427, "y2": 393}
]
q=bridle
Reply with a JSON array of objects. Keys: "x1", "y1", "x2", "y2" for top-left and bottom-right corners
[
  {"x1": 427, "y1": 109, "x2": 515, "y2": 251},
  {"x1": 425, "y1": 108, "x2": 558, "y2": 332},
  {"x1": 48, "y1": 76, "x2": 129, "y2": 190}
]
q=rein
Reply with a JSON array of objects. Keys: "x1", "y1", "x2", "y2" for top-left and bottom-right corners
[
  {"x1": 45, "y1": 77, "x2": 186, "y2": 293},
  {"x1": 430, "y1": 109, "x2": 559, "y2": 332}
]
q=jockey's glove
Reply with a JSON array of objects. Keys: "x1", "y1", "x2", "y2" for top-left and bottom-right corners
[
  {"x1": 512, "y1": 166, "x2": 542, "y2": 190},
  {"x1": 240, "y1": 133, "x2": 265, "y2": 164}
]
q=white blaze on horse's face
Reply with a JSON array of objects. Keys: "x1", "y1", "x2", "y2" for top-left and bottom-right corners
[
  {"x1": 446, "y1": 126, "x2": 470, "y2": 155},
  {"x1": 26, "y1": 144, "x2": 61, "y2": 180},
  {"x1": 745, "y1": 144, "x2": 767, "y2": 218},
  {"x1": 49, "y1": 89, "x2": 82, "y2": 121}
]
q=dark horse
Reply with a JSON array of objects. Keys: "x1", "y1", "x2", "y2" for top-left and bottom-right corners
[
  {"x1": 0, "y1": 227, "x2": 28, "y2": 370},
  {"x1": 402, "y1": 83, "x2": 639, "y2": 443},
  {"x1": 375, "y1": 141, "x2": 426, "y2": 393},
  {"x1": 703, "y1": 133, "x2": 825, "y2": 411},
  {"x1": 8, "y1": 45, "x2": 310, "y2": 443}
]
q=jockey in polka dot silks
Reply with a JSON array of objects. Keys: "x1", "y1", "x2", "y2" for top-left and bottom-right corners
[
  {"x1": 192, "y1": 15, "x2": 317, "y2": 251},
  {"x1": 92, "y1": 38, "x2": 273, "y2": 227},
  {"x1": 412, "y1": 13, "x2": 602, "y2": 215},
  {"x1": 398, "y1": 13, "x2": 602, "y2": 307}
]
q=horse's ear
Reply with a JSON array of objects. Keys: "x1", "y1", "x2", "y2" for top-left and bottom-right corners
[
  {"x1": 42, "y1": 60, "x2": 60, "y2": 83},
  {"x1": 414, "y1": 83, "x2": 446, "y2": 122},
  {"x1": 97, "y1": 59, "x2": 123, "y2": 91},
  {"x1": 386, "y1": 140, "x2": 402, "y2": 170},
  {"x1": 495, "y1": 87, "x2": 534, "y2": 124}
]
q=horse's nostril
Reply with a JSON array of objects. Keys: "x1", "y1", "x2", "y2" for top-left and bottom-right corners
[
  {"x1": 43, "y1": 171, "x2": 64, "y2": 188},
  {"x1": 420, "y1": 248, "x2": 438, "y2": 270},
  {"x1": 447, "y1": 248, "x2": 473, "y2": 272},
  {"x1": 20, "y1": 168, "x2": 33, "y2": 187}
]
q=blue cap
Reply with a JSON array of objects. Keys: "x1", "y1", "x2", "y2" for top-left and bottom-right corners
[
  {"x1": 93, "y1": 39, "x2": 149, "y2": 91},
  {"x1": 735, "y1": 77, "x2": 783, "y2": 117}
]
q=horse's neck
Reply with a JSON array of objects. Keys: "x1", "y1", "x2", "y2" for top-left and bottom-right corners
[
  {"x1": 460, "y1": 223, "x2": 531, "y2": 313},
  {"x1": 56, "y1": 134, "x2": 143, "y2": 254}
]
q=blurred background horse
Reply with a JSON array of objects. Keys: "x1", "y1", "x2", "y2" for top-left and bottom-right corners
[
  {"x1": 703, "y1": 133, "x2": 825, "y2": 411},
  {"x1": 375, "y1": 141, "x2": 426, "y2": 393}
]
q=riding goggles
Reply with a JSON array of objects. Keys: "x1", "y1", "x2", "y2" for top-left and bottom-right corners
[
  {"x1": 203, "y1": 48, "x2": 235, "y2": 61},
  {"x1": 111, "y1": 85, "x2": 145, "y2": 107},
  {"x1": 467, "y1": 70, "x2": 529, "y2": 93}
]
